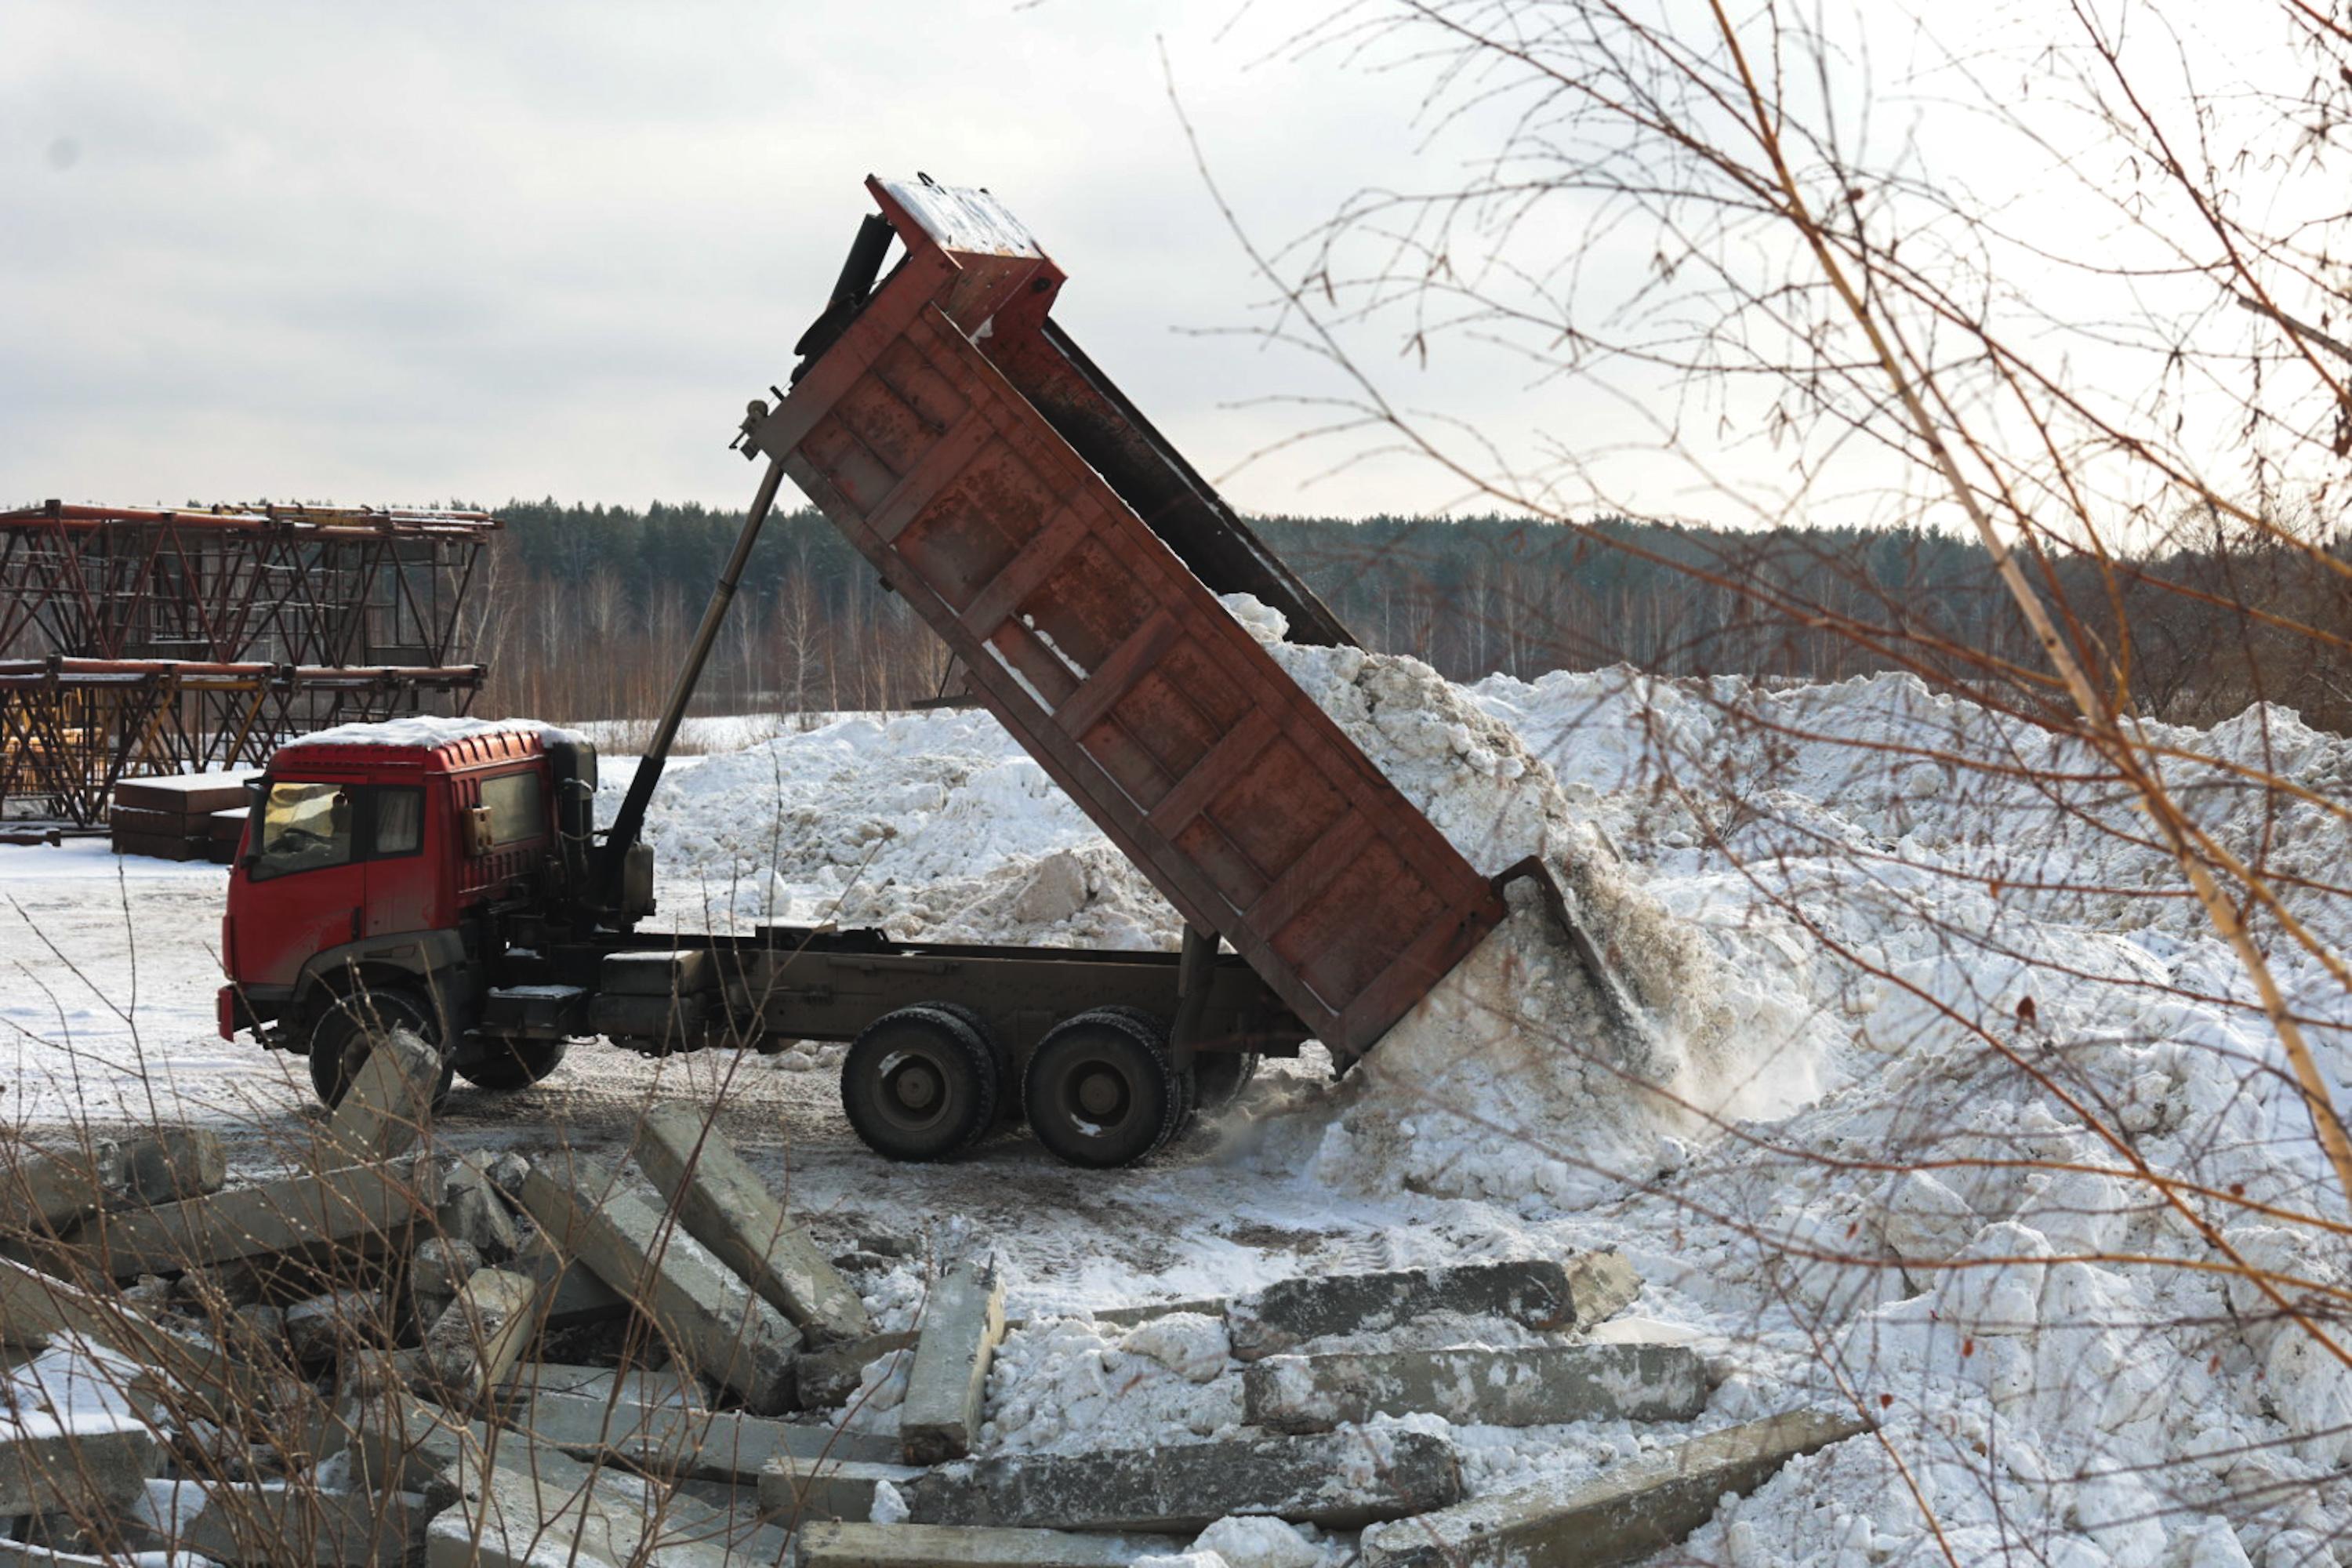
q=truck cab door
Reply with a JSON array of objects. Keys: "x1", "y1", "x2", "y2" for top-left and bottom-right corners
[
  {"x1": 237, "y1": 779, "x2": 368, "y2": 989},
  {"x1": 363, "y1": 785, "x2": 432, "y2": 937}
]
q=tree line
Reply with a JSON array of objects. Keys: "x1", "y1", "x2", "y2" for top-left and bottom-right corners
[{"x1": 466, "y1": 498, "x2": 2352, "y2": 735}]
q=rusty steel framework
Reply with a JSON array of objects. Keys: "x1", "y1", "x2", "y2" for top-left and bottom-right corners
[{"x1": 0, "y1": 501, "x2": 495, "y2": 825}]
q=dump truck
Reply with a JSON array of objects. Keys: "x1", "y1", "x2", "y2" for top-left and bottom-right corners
[{"x1": 218, "y1": 175, "x2": 1585, "y2": 1168}]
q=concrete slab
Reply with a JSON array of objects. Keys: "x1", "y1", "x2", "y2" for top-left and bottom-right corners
[
  {"x1": 65, "y1": 1161, "x2": 422, "y2": 1279},
  {"x1": 517, "y1": 1156, "x2": 801, "y2": 1414},
  {"x1": 1243, "y1": 1341, "x2": 1709, "y2": 1432},
  {"x1": 759, "y1": 1455, "x2": 928, "y2": 1525},
  {"x1": 795, "y1": 1522, "x2": 1186, "y2": 1566},
  {"x1": 510, "y1": 1390, "x2": 901, "y2": 1479},
  {"x1": 637, "y1": 1102, "x2": 873, "y2": 1345},
  {"x1": 1227, "y1": 1260, "x2": 1579, "y2": 1360},
  {"x1": 900, "y1": 1258, "x2": 1006, "y2": 1465},
  {"x1": 1358, "y1": 1408, "x2": 1870, "y2": 1567},
  {"x1": 797, "y1": 1330, "x2": 917, "y2": 1410},
  {"x1": 905, "y1": 1429, "x2": 1462, "y2": 1532}
]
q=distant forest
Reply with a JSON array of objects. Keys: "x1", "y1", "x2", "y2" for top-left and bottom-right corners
[{"x1": 470, "y1": 498, "x2": 2352, "y2": 735}]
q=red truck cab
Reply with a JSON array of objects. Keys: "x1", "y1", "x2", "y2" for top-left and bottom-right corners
[{"x1": 218, "y1": 722, "x2": 597, "y2": 1100}]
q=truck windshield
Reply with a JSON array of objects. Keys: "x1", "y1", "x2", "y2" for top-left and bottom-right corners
[{"x1": 252, "y1": 782, "x2": 354, "y2": 880}]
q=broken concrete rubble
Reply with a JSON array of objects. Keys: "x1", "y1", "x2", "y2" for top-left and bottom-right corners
[
  {"x1": 1357, "y1": 1408, "x2": 1871, "y2": 1567},
  {"x1": 900, "y1": 1256, "x2": 1006, "y2": 1465},
  {"x1": 795, "y1": 1522, "x2": 1186, "y2": 1567},
  {"x1": 902, "y1": 1428, "x2": 1463, "y2": 1532},
  {"x1": 1243, "y1": 1341, "x2": 1709, "y2": 1432},
  {"x1": 797, "y1": 1328, "x2": 918, "y2": 1410},
  {"x1": 1227, "y1": 1257, "x2": 1604, "y2": 1360},
  {"x1": 434, "y1": 1152, "x2": 520, "y2": 1262},
  {"x1": 515, "y1": 1156, "x2": 801, "y2": 1414},
  {"x1": 636, "y1": 1102, "x2": 873, "y2": 1345}
]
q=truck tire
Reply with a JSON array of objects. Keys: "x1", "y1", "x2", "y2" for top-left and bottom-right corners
[
  {"x1": 841, "y1": 1006, "x2": 999, "y2": 1162},
  {"x1": 1192, "y1": 1051, "x2": 1261, "y2": 1112},
  {"x1": 308, "y1": 985, "x2": 454, "y2": 1112},
  {"x1": 1022, "y1": 1007, "x2": 1185, "y2": 1168},
  {"x1": 455, "y1": 1037, "x2": 569, "y2": 1091}
]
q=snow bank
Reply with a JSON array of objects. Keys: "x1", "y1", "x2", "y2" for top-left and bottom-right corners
[{"x1": 611, "y1": 599, "x2": 2350, "y2": 1567}]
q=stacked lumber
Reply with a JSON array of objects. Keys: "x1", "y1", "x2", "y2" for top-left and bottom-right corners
[{"x1": 108, "y1": 770, "x2": 257, "y2": 862}]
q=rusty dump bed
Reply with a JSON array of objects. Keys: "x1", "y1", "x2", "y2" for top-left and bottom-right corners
[{"x1": 743, "y1": 176, "x2": 1508, "y2": 1060}]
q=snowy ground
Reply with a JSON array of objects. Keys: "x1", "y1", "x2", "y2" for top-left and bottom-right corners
[{"x1": 3, "y1": 614, "x2": 2348, "y2": 1567}]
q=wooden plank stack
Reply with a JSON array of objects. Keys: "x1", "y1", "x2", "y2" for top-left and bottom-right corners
[{"x1": 109, "y1": 771, "x2": 259, "y2": 862}]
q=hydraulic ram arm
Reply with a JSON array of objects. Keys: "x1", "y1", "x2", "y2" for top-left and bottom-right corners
[{"x1": 597, "y1": 454, "x2": 789, "y2": 906}]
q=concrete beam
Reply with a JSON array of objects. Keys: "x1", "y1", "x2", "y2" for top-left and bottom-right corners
[
  {"x1": 509, "y1": 1231, "x2": 630, "y2": 1330},
  {"x1": 1228, "y1": 1259, "x2": 1584, "y2": 1360},
  {"x1": 0, "y1": 1143, "x2": 114, "y2": 1237},
  {"x1": 517, "y1": 1157, "x2": 801, "y2": 1415},
  {"x1": 758, "y1": 1455, "x2": 928, "y2": 1525},
  {"x1": 899, "y1": 1258, "x2": 1006, "y2": 1465},
  {"x1": 795, "y1": 1523, "x2": 1186, "y2": 1566},
  {"x1": 904, "y1": 1429, "x2": 1462, "y2": 1533},
  {"x1": 321, "y1": 1026, "x2": 442, "y2": 1167},
  {"x1": 1359, "y1": 1409, "x2": 1870, "y2": 1567},
  {"x1": 637, "y1": 1102, "x2": 873, "y2": 1345},
  {"x1": 510, "y1": 1391, "x2": 900, "y2": 1479},
  {"x1": 499, "y1": 1361, "x2": 706, "y2": 1411},
  {"x1": 413, "y1": 1268, "x2": 540, "y2": 1410},
  {"x1": 0, "y1": 1421, "x2": 157, "y2": 1517},
  {"x1": 1243, "y1": 1341, "x2": 1708, "y2": 1432}
]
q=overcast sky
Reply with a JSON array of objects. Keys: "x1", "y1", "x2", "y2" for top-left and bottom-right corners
[
  {"x1": 1, "y1": 2, "x2": 1507, "y2": 520},
  {"x1": 5, "y1": 3, "x2": 2321, "y2": 535}
]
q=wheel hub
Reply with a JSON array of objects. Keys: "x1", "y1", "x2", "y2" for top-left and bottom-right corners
[
  {"x1": 891, "y1": 1060, "x2": 942, "y2": 1113},
  {"x1": 1076, "y1": 1068, "x2": 1124, "y2": 1119}
]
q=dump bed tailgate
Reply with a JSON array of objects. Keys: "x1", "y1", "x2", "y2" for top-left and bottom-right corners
[{"x1": 745, "y1": 176, "x2": 1506, "y2": 1060}]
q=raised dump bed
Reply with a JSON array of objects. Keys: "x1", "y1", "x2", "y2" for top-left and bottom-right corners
[{"x1": 742, "y1": 176, "x2": 1508, "y2": 1062}]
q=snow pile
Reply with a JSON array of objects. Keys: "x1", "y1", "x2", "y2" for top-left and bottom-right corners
[{"x1": 978, "y1": 1313, "x2": 1242, "y2": 1454}]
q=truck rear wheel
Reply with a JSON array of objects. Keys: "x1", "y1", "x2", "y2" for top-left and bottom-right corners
[
  {"x1": 308, "y1": 985, "x2": 454, "y2": 1111},
  {"x1": 455, "y1": 1037, "x2": 569, "y2": 1091},
  {"x1": 1192, "y1": 1051, "x2": 1261, "y2": 1112},
  {"x1": 1022, "y1": 1008, "x2": 1184, "y2": 1168},
  {"x1": 841, "y1": 1006, "x2": 999, "y2": 1162}
]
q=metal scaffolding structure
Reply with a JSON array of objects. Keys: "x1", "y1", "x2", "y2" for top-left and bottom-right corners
[{"x1": 0, "y1": 501, "x2": 496, "y2": 825}]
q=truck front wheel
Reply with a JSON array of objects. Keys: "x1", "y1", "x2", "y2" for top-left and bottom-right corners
[
  {"x1": 308, "y1": 986, "x2": 454, "y2": 1111},
  {"x1": 840, "y1": 1006, "x2": 999, "y2": 1162}
]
